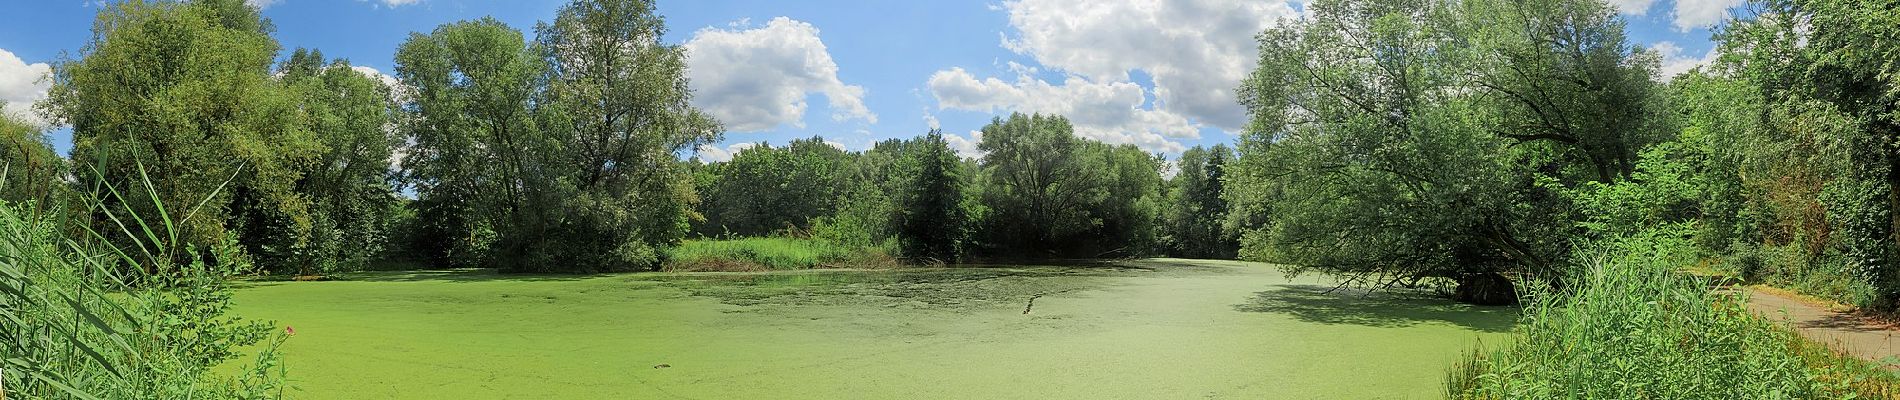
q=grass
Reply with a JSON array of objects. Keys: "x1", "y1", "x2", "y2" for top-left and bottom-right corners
[
  {"x1": 1446, "y1": 233, "x2": 1900, "y2": 399},
  {"x1": 230, "y1": 259, "x2": 1514, "y2": 398},
  {"x1": 663, "y1": 237, "x2": 900, "y2": 271}
]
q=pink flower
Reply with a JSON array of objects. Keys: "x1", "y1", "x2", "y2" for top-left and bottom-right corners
[{"x1": 285, "y1": 326, "x2": 296, "y2": 336}]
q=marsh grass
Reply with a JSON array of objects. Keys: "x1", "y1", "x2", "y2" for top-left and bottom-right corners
[
  {"x1": 663, "y1": 237, "x2": 901, "y2": 272},
  {"x1": 1447, "y1": 231, "x2": 1900, "y2": 399},
  {"x1": 0, "y1": 164, "x2": 286, "y2": 399}
]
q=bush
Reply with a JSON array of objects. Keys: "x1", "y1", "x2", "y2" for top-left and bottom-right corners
[{"x1": 1447, "y1": 229, "x2": 1900, "y2": 399}]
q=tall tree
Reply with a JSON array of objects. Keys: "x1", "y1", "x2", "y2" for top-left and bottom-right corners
[
  {"x1": 1459, "y1": 0, "x2": 1666, "y2": 184},
  {"x1": 976, "y1": 113, "x2": 1105, "y2": 256},
  {"x1": 530, "y1": 0, "x2": 720, "y2": 271},
  {"x1": 43, "y1": 0, "x2": 318, "y2": 267},
  {"x1": 1164, "y1": 145, "x2": 1239, "y2": 259},
  {"x1": 1230, "y1": 0, "x2": 1542, "y2": 303},
  {"x1": 893, "y1": 130, "x2": 971, "y2": 262},
  {"x1": 394, "y1": 17, "x2": 548, "y2": 269},
  {"x1": 235, "y1": 48, "x2": 402, "y2": 274}
]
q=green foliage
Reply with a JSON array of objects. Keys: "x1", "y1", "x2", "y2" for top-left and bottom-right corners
[
  {"x1": 1162, "y1": 145, "x2": 1238, "y2": 259},
  {"x1": 45, "y1": 0, "x2": 322, "y2": 266},
  {"x1": 0, "y1": 114, "x2": 68, "y2": 214},
  {"x1": 663, "y1": 237, "x2": 897, "y2": 272},
  {"x1": 394, "y1": 17, "x2": 548, "y2": 270},
  {"x1": 1670, "y1": 0, "x2": 1900, "y2": 309},
  {"x1": 697, "y1": 138, "x2": 851, "y2": 236},
  {"x1": 892, "y1": 131, "x2": 972, "y2": 262},
  {"x1": 0, "y1": 180, "x2": 285, "y2": 398},
  {"x1": 1232, "y1": 0, "x2": 1563, "y2": 288},
  {"x1": 227, "y1": 48, "x2": 403, "y2": 276},
  {"x1": 974, "y1": 113, "x2": 1163, "y2": 257},
  {"x1": 397, "y1": 0, "x2": 718, "y2": 272},
  {"x1": 1448, "y1": 228, "x2": 1900, "y2": 399}
]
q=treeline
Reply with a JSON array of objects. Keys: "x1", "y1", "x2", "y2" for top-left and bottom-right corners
[
  {"x1": 1223, "y1": 0, "x2": 1900, "y2": 310},
  {"x1": 0, "y1": 0, "x2": 1240, "y2": 278},
  {"x1": 690, "y1": 113, "x2": 1237, "y2": 263}
]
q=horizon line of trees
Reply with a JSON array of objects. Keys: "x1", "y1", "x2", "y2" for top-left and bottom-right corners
[{"x1": 0, "y1": 0, "x2": 1242, "y2": 277}]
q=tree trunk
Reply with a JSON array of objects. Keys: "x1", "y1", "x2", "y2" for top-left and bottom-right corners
[{"x1": 1453, "y1": 272, "x2": 1519, "y2": 306}]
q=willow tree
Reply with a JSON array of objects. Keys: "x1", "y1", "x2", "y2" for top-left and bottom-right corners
[
  {"x1": 233, "y1": 48, "x2": 402, "y2": 274},
  {"x1": 394, "y1": 18, "x2": 548, "y2": 269},
  {"x1": 529, "y1": 0, "x2": 720, "y2": 271},
  {"x1": 1230, "y1": 0, "x2": 1538, "y2": 304},
  {"x1": 1458, "y1": 0, "x2": 1666, "y2": 185}
]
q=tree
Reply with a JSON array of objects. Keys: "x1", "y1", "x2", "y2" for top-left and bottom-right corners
[
  {"x1": 975, "y1": 113, "x2": 1106, "y2": 256},
  {"x1": 1230, "y1": 0, "x2": 1544, "y2": 303},
  {"x1": 234, "y1": 48, "x2": 402, "y2": 274},
  {"x1": 0, "y1": 113, "x2": 66, "y2": 214},
  {"x1": 530, "y1": 0, "x2": 720, "y2": 271},
  {"x1": 1458, "y1": 0, "x2": 1666, "y2": 184},
  {"x1": 893, "y1": 130, "x2": 971, "y2": 262},
  {"x1": 697, "y1": 138, "x2": 850, "y2": 236},
  {"x1": 1701, "y1": 0, "x2": 1900, "y2": 308},
  {"x1": 1164, "y1": 145, "x2": 1239, "y2": 259},
  {"x1": 43, "y1": 0, "x2": 319, "y2": 268},
  {"x1": 394, "y1": 17, "x2": 548, "y2": 269}
]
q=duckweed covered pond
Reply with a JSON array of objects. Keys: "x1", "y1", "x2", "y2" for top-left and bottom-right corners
[{"x1": 232, "y1": 259, "x2": 1514, "y2": 398}]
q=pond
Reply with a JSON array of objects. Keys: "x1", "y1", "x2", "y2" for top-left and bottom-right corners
[{"x1": 232, "y1": 259, "x2": 1515, "y2": 399}]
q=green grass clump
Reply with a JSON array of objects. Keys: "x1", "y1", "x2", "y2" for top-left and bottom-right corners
[
  {"x1": 1448, "y1": 232, "x2": 1900, "y2": 399},
  {"x1": 664, "y1": 237, "x2": 899, "y2": 271},
  {"x1": 0, "y1": 195, "x2": 286, "y2": 397}
]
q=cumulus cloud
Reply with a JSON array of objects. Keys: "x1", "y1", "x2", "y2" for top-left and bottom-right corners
[
  {"x1": 0, "y1": 48, "x2": 51, "y2": 127},
  {"x1": 1674, "y1": 0, "x2": 1744, "y2": 31},
  {"x1": 1651, "y1": 41, "x2": 1719, "y2": 80},
  {"x1": 995, "y1": 0, "x2": 1298, "y2": 131},
  {"x1": 929, "y1": 67, "x2": 1190, "y2": 154},
  {"x1": 684, "y1": 17, "x2": 875, "y2": 132},
  {"x1": 694, "y1": 142, "x2": 760, "y2": 163},
  {"x1": 942, "y1": 130, "x2": 985, "y2": 160},
  {"x1": 1603, "y1": 0, "x2": 1657, "y2": 14}
]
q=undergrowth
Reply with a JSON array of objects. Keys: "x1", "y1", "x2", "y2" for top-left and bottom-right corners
[
  {"x1": 663, "y1": 237, "x2": 901, "y2": 272},
  {"x1": 1446, "y1": 230, "x2": 1900, "y2": 399}
]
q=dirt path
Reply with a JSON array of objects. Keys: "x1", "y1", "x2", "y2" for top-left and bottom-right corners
[{"x1": 1745, "y1": 288, "x2": 1900, "y2": 365}]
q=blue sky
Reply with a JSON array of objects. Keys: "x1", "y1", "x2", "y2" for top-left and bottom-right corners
[{"x1": 0, "y1": 0, "x2": 1733, "y2": 161}]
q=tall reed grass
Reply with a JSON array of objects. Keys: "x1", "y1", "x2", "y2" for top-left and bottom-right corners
[
  {"x1": 1447, "y1": 229, "x2": 1900, "y2": 399},
  {"x1": 663, "y1": 237, "x2": 900, "y2": 272},
  {"x1": 0, "y1": 166, "x2": 286, "y2": 399}
]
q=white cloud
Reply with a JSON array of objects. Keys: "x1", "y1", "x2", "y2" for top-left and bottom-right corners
[
  {"x1": 924, "y1": 114, "x2": 940, "y2": 130},
  {"x1": 694, "y1": 142, "x2": 760, "y2": 163},
  {"x1": 995, "y1": 0, "x2": 1298, "y2": 131},
  {"x1": 1651, "y1": 41, "x2": 1719, "y2": 80},
  {"x1": 359, "y1": 0, "x2": 422, "y2": 7},
  {"x1": 350, "y1": 65, "x2": 400, "y2": 89},
  {"x1": 1604, "y1": 0, "x2": 1657, "y2": 15},
  {"x1": 943, "y1": 130, "x2": 985, "y2": 160},
  {"x1": 1674, "y1": 0, "x2": 1744, "y2": 31},
  {"x1": 684, "y1": 17, "x2": 876, "y2": 132},
  {"x1": 928, "y1": 67, "x2": 1190, "y2": 153},
  {"x1": 0, "y1": 48, "x2": 51, "y2": 127}
]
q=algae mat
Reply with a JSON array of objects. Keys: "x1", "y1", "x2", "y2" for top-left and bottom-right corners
[{"x1": 232, "y1": 259, "x2": 1515, "y2": 398}]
